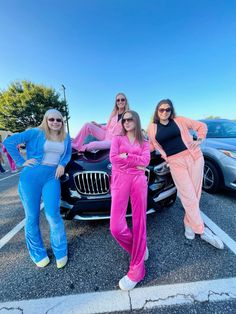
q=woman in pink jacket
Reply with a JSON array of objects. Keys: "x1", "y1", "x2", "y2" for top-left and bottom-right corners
[
  {"x1": 2, "y1": 135, "x2": 18, "y2": 173},
  {"x1": 148, "y1": 99, "x2": 224, "y2": 249},
  {"x1": 110, "y1": 110, "x2": 150, "y2": 291},
  {"x1": 72, "y1": 93, "x2": 129, "y2": 151}
]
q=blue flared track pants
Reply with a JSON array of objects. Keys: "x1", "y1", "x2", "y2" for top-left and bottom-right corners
[{"x1": 18, "y1": 164, "x2": 67, "y2": 263}]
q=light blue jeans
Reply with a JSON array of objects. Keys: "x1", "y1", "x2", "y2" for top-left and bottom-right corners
[{"x1": 18, "y1": 164, "x2": 67, "y2": 263}]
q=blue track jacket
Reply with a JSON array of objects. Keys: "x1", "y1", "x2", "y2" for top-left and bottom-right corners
[{"x1": 3, "y1": 128, "x2": 72, "y2": 167}]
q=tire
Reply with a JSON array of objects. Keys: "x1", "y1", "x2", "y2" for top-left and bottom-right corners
[
  {"x1": 154, "y1": 192, "x2": 177, "y2": 212},
  {"x1": 162, "y1": 192, "x2": 177, "y2": 208},
  {"x1": 203, "y1": 160, "x2": 220, "y2": 193}
]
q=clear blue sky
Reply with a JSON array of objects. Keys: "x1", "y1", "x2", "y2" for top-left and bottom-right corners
[{"x1": 0, "y1": 0, "x2": 236, "y2": 136}]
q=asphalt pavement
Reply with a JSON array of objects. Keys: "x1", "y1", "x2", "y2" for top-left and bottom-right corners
[{"x1": 0, "y1": 166, "x2": 236, "y2": 313}]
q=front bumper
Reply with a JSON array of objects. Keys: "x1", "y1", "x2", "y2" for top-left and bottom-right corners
[
  {"x1": 218, "y1": 155, "x2": 236, "y2": 190},
  {"x1": 60, "y1": 185, "x2": 177, "y2": 221}
]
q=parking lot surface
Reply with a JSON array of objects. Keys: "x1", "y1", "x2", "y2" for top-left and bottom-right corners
[{"x1": 0, "y1": 169, "x2": 236, "y2": 313}]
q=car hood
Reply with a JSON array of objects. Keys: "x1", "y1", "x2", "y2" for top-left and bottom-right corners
[{"x1": 205, "y1": 138, "x2": 236, "y2": 150}]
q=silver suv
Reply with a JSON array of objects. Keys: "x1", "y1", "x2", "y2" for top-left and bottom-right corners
[{"x1": 200, "y1": 119, "x2": 236, "y2": 193}]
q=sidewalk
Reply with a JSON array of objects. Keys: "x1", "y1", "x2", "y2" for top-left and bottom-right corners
[{"x1": 0, "y1": 277, "x2": 236, "y2": 314}]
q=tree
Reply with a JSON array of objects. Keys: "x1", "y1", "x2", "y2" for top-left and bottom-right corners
[
  {"x1": 205, "y1": 116, "x2": 221, "y2": 119},
  {"x1": 0, "y1": 81, "x2": 68, "y2": 132},
  {"x1": 205, "y1": 115, "x2": 236, "y2": 121}
]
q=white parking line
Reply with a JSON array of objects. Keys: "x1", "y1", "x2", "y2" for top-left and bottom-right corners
[
  {"x1": 0, "y1": 203, "x2": 44, "y2": 250},
  {"x1": 201, "y1": 211, "x2": 236, "y2": 255},
  {"x1": 0, "y1": 172, "x2": 19, "y2": 182},
  {"x1": 0, "y1": 219, "x2": 25, "y2": 250},
  {"x1": 0, "y1": 277, "x2": 235, "y2": 313},
  {"x1": 0, "y1": 206, "x2": 236, "y2": 313}
]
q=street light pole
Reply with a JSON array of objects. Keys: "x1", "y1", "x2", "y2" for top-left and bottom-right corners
[{"x1": 61, "y1": 84, "x2": 70, "y2": 134}]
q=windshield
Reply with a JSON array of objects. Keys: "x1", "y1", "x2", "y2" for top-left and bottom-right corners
[{"x1": 205, "y1": 121, "x2": 236, "y2": 138}]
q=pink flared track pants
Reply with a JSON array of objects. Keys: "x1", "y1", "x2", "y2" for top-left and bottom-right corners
[
  {"x1": 72, "y1": 123, "x2": 111, "y2": 151},
  {"x1": 110, "y1": 172, "x2": 148, "y2": 282},
  {"x1": 168, "y1": 150, "x2": 205, "y2": 234}
]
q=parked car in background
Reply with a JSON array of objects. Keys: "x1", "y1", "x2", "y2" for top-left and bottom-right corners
[
  {"x1": 200, "y1": 119, "x2": 236, "y2": 193},
  {"x1": 60, "y1": 148, "x2": 177, "y2": 221}
]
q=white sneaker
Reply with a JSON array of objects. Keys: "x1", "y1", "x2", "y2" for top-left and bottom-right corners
[
  {"x1": 119, "y1": 275, "x2": 138, "y2": 291},
  {"x1": 56, "y1": 255, "x2": 68, "y2": 269},
  {"x1": 201, "y1": 228, "x2": 224, "y2": 249},
  {"x1": 36, "y1": 256, "x2": 50, "y2": 268},
  {"x1": 144, "y1": 247, "x2": 149, "y2": 261},
  {"x1": 184, "y1": 225, "x2": 195, "y2": 240}
]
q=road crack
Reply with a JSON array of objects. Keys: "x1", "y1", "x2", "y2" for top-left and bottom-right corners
[
  {"x1": 44, "y1": 301, "x2": 65, "y2": 313},
  {"x1": 0, "y1": 307, "x2": 23, "y2": 313},
  {"x1": 132, "y1": 290, "x2": 236, "y2": 311},
  {"x1": 128, "y1": 291, "x2": 132, "y2": 311}
]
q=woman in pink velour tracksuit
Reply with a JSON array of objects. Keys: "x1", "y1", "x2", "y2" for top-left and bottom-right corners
[
  {"x1": 72, "y1": 93, "x2": 129, "y2": 152},
  {"x1": 148, "y1": 99, "x2": 224, "y2": 249},
  {"x1": 2, "y1": 135, "x2": 18, "y2": 172},
  {"x1": 110, "y1": 110, "x2": 150, "y2": 291}
]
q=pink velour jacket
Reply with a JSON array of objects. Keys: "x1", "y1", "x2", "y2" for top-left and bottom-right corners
[
  {"x1": 100, "y1": 113, "x2": 123, "y2": 141},
  {"x1": 147, "y1": 116, "x2": 207, "y2": 162},
  {"x1": 110, "y1": 135, "x2": 151, "y2": 175}
]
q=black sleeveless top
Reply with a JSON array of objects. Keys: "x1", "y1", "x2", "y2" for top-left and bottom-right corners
[{"x1": 155, "y1": 120, "x2": 187, "y2": 156}]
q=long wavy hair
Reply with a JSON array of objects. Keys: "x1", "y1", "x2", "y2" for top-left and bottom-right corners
[
  {"x1": 121, "y1": 110, "x2": 144, "y2": 144},
  {"x1": 153, "y1": 99, "x2": 176, "y2": 123},
  {"x1": 111, "y1": 92, "x2": 130, "y2": 117},
  {"x1": 39, "y1": 109, "x2": 66, "y2": 142}
]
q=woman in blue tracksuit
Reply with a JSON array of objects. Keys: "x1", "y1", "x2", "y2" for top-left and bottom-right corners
[{"x1": 4, "y1": 109, "x2": 71, "y2": 269}]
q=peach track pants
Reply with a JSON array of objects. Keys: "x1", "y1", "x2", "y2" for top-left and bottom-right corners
[
  {"x1": 72, "y1": 123, "x2": 111, "y2": 151},
  {"x1": 167, "y1": 150, "x2": 205, "y2": 234},
  {"x1": 110, "y1": 172, "x2": 147, "y2": 282}
]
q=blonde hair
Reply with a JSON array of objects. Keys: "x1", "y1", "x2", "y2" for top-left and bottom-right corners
[
  {"x1": 110, "y1": 92, "x2": 129, "y2": 117},
  {"x1": 39, "y1": 109, "x2": 66, "y2": 142}
]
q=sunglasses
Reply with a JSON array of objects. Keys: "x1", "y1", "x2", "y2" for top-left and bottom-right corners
[
  {"x1": 48, "y1": 118, "x2": 63, "y2": 122},
  {"x1": 116, "y1": 98, "x2": 126, "y2": 102},
  {"x1": 122, "y1": 117, "x2": 134, "y2": 123},
  {"x1": 158, "y1": 108, "x2": 171, "y2": 113}
]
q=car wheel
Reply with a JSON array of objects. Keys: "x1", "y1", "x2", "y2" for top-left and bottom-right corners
[
  {"x1": 154, "y1": 192, "x2": 177, "y2": 212},
  {"x1": 203, "y1": 160, "x2": 220, "y2": 193},
  {"x1": 163, "y1": 193, "x2": 177, "y2": 208}
]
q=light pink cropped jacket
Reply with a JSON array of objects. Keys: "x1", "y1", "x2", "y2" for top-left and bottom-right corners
[
  {"x1": 101, "y1": 113, "x2": 123, "y2": 140},
  {"x1": 147, "y1": 116, "x2": 207, "y2": 161}
]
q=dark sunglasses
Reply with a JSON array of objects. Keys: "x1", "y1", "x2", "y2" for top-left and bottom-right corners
[
  {"x1": 48, "y1": 118, "x2": 63, "y2": 122},
  {"x1": 116, "y1": 98, "x2": 126, "y2": 102},
  {"x1": 122, "y1": 117, "x2": 134, "y2": 123},
  {"x1": 158, "y1": 108, "x2": 171, "y2": 113}
]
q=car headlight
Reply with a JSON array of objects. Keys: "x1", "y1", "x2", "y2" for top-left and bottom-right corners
[
  {"x1": 60, "y1": 173, "x2": 70, "y2": 182},
  {"x1": 218, "y1": 149, "x2": 236, "y2": 159},
  {"x1": 107, "y1": 163, "x2": 112, "y2": 170}
]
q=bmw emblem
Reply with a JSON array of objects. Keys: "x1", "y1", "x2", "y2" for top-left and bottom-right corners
[{"x1": 107, "y1": 163, "x2": 112, "y2": 170}]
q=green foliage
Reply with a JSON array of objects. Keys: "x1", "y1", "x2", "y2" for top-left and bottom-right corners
[
  {"x1": 205, "y1": 115, "x2": 221, "y2": 119},
  {"x1": 205, "y1": 115, "x2": 236, "y2": 121},
  {"x1": 0, "y1": 81, "x2": 68, "y2": 132}
]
